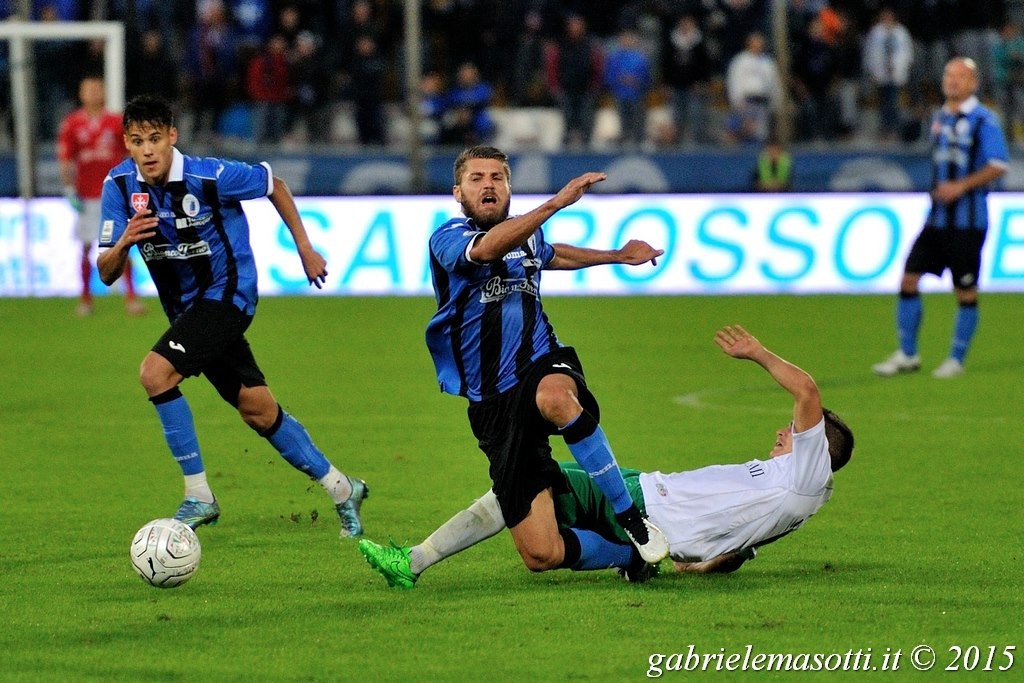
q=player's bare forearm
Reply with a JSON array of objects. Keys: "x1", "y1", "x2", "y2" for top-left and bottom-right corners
[
  {"x1": 547, "y1": 240, "x2": 663, "y2": 270},
  {"x1": 673, "y1": 552, "x2": 749, "y2": 574},
  {"x1": 58, "y1": 160, "x2": 75, "y2": 189},
  {"x1": 97, "y1": 243, "x2": 129, "y2": 285},
  {"x1": 472, "y1": 203, "x2": 560, "y2": 262},
  {"x1": 472, "y1": 172, "x2": 606, "y2": 262},
  {"x1": 715, "y1": 325, "x2": 821, "y2": 431},
  {"x1": 98, "y1": 210, "x2": 159, "y2": 285},
  {"x1": 932, "y1": 163, "x2": 1006, "y2": 203},
  {"x1": 269, "y1": 176, "x2": 327, "y2": 287}
]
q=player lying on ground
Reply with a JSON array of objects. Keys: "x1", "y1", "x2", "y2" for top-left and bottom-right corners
[{"x1": 359, "y1": 325, "x2": 855, "y2": 587}]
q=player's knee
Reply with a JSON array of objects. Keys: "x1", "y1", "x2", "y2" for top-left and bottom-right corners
[
  {"x1": 238, "y1": 387, "x2": 278, "y2": 432},
  {"x1": 139, "y1": 353, "x2": 177, "y2": 396},
  {"x1": 899, "y1": 273, "x2": 921, "y2": 295},
  {"x1": 518, "y1": 547, "x2": 560, "y2": 572},
  {"x1": 515, "y1": 535, "x2": 562, "y2": 572},
  {"x1": 535, "y1": 385, "x2": 578, "y2": 426}
]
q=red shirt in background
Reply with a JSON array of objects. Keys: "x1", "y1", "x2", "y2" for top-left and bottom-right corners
[{"x1": 56, "y1": 109, "x2": 124, "y2": 199}]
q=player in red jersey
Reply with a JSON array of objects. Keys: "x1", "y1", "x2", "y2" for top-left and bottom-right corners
[{"x1": 57, "y1": 74, "x2": 145, "y2": 316}]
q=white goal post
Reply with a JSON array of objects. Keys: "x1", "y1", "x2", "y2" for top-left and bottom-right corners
[{"x1": 0, "y1": 20, "x2": 124, "y2": 198}]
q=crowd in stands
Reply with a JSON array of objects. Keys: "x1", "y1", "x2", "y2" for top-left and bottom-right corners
[{"x1": 1, "y1": 0, "x2": 1023, "y2": 151}]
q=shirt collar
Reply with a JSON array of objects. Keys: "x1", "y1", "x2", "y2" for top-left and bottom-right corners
[
  {"x1": 136, "y1": 147, "x2": 184, "y2": 184},
  {"x1": 944, "y1": 95, "x2": 979, "y2": 115}
]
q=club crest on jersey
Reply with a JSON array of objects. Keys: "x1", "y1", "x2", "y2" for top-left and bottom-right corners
[
  {"x1": 182, "y1": 193, "x2": 200, "y2": 217},
  {"x1": 131, "y1": 192, "x2": 150, "y2": 213}
]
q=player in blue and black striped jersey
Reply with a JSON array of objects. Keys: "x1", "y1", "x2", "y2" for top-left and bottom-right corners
[
  {"x1": 97, "y1": 95, "x2": 368, "y2": 538},
  {"x1": 873, "y1": 57, "x2": 1009, "y2": 380},
  {"x1": 426, "y1": 145, "x2": 669, "y2": 574}
]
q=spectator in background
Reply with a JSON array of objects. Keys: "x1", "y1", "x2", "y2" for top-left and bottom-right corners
[
  {"x1": 32, "y1": 0, "x2": 79, "y2": 20},
  {"x1": 34, "y1": 2, "x2": 77, "y2": 140},
  {"x1": 830, "y1": 7, "x2": 864, "y2": 139},
  {"x1": 725, "y1": 31, "x2": 781, "y2": 145},
  {"x1": 444, "y1": 62, "x2": 495, "y2": 146},
  {"x1": 78, "y1": 38, "x2": 109, "y2": 82},
  {"x1": 662, "y1": 13, "x2": 714, "y2": 146},
  {"x1": 546, "y1": 14, "x2": 604, "y2": 149},
  {"x1": 751, "y1": 138, "x2": 793, "y2": 192},
  {"x1": 109, "y1": 0, "x2": 188, "y2": 55},
  {"x1": 127, "y1": 29, "x2": 178, "y2": 101},
  {"x1": 419, "y1": 70, "x2": 448, "y2": 145},
  {"x1": 603, "y1": 28, "x2": 653, "y2": 149},
  {"x1": 336, "y1": 0, "x2": 386, "y2": 70},
  {"x1": 348, "y1": 34, "x2": 387, "y2": 145},
  {"x1": 950, "y1": 0, "x2": 1006, "y2": 100},
  {"x1": 863, "y1": 7, "x2": 913, "y2": 142},
  {"x1": 229, "y1": 0, "x2": 273, "y2": 55},
  {"x1": 791, "y1": 15, "x2": 838, "y2": 142},
  {"x1": 288, "y1": 30, "x2": 332, "y2": 143},
  {"x1": 710, "y1": 0, "x2": 770, "y2": 64},
  {"x1": 510, "y1": 10, "x2": 553, "y2": 107},
  {"x1": 247, "y1": 34, "x2": 292, "y2": 144},
  {"x1": 992, "y1": 20, "x2": 1024, "y2": 144},
  {"x1": 905, "y1": 0, "x2": 955, "y2": 111},
  {"x1": 275, "y1": 3, "x2": 305, "y2": 48},
  {"x1": 281, "y1": 0, "x2": 330, "y2": 39},
  {"x1": 57, "y1": 74, "x2": 144, "y2": 317},
  {"x1": 184, "y1": 0, "x2": 240, "y2": 142}
]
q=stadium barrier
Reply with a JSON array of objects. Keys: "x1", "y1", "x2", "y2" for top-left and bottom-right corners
[{"x1": 2, "y1": 193, "x2": 1023, "y2": 296}]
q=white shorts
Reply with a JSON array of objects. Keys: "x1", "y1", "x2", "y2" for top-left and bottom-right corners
[{"x1": 74, "y1": 199, "x2": 102, "y2": 242}]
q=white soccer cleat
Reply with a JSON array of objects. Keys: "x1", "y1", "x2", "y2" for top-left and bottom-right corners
[
  {"x1": 872, "y1": 350, "x2": 921, "y2": 377},
  {"x1": 931, "y1": 358, "x2": 964, "y2": 379},
  {"x1": 629, "y1": 518, "x2": 670, "y2": 564}
]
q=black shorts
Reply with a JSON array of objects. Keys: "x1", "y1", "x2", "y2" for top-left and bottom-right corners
[
  {"x1": 905, "y1": 226, "x2": 987, "y2": 289},
  {"x1": 467, "y1": 346, "x2": 600, "y2": 528},
  {"x1": 153, "y1": 299, "x2": 266, "y2": 407}
]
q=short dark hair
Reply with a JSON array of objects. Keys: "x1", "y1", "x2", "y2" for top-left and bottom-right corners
[
  {"x1": 123, "y1": 95, "x2": 175, "y2": 132},
  {"x1": 823, "y1": 408, "x2": 854, "y2": 472},
  {"x1": 453, "y1": 145, "x2": 510, "y2": 185}
]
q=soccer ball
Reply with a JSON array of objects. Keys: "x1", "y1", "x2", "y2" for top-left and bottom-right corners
[{"x1": 130, "y1": 518, "x2": 202, "y2": 588}]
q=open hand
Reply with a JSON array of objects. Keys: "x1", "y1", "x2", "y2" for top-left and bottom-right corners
[{"x1": 714, "y1": 324, "x2": 763, "y2": 359}]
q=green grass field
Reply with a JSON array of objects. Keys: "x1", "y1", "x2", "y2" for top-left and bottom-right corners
[{"x1": 1, "y1": 294, "x2": 1021, "y2": 681}]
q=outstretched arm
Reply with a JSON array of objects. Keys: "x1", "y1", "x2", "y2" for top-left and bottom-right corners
[
  {"x1": 714, "y1": 325, "x2": 822, "y2": 433},
  {"x1": 469, "y1": 171, "x2": 607, "y2": 263},
  {"x1": 267, "y1": 176, "x2": 327, "y2": 288},
  {"x1": 547, "y1": 239, "x2": 663, "y2": 270}
]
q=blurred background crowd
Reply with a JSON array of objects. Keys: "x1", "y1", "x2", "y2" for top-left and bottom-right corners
[{"x1": 1, "y1": 0, "x2": 1023, "y2": 153}]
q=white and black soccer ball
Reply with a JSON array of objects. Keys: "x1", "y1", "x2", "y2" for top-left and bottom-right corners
[{"x1": 129, "y1": 518, "x2": 202, "y2": 588}]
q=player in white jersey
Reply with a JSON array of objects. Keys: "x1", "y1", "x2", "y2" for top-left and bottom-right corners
[
  {"x1": 640, "y1": 414, "x2": 833, "y2": 572},
  {"x1": 357, "y1": 325, "x2": 855, "y2": 587}
]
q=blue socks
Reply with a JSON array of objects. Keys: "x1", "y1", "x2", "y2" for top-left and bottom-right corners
[
  {"x1": 896, "y1": 292, "x2": 922, "y2": 356},
  {"x1": 560, "y1": 411, "x2": 633, "y2": 515},
  {"x1": 150, "y1": 388, "x2": 203, "y2": 475},
  {"x1": 898, "y1": 293, "x2": 978, "y2": 363},
  {"x1": 559, "y1": 528, "x2": 634, "y2": 571},
  {"x1": 151, "y1": 392, "x2": 329, "y2": 484},
  {"x1": 951, "y1": 302, "x2": 978, "y2": 363},
  {"x1": 259, "y1": 406, "x2": 330, "y2": 479}
]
